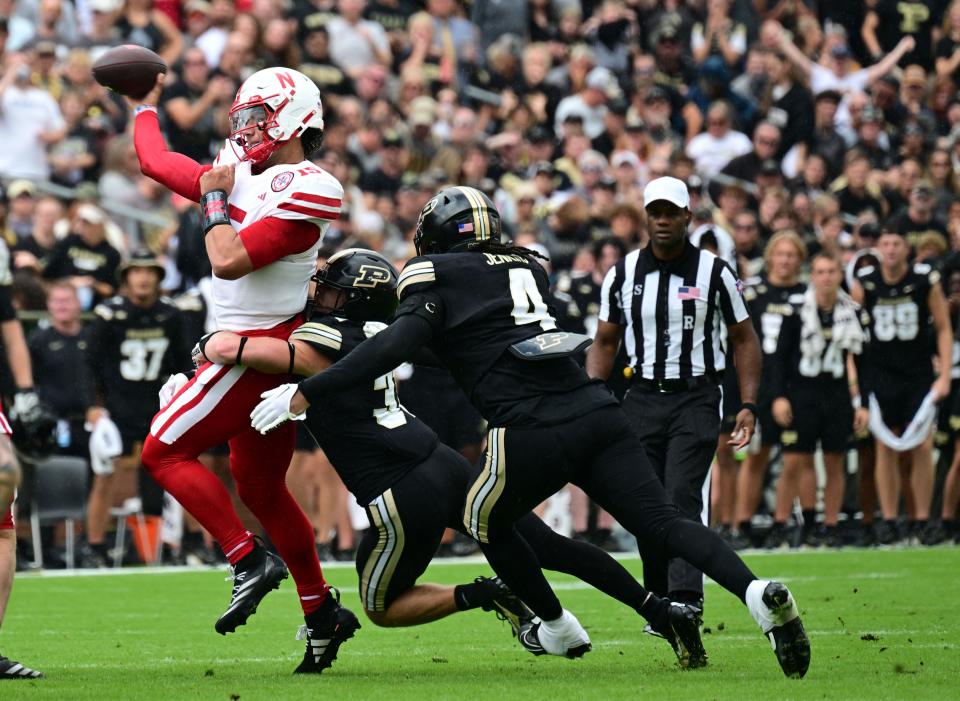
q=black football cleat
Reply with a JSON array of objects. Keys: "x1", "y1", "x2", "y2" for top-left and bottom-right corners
[
  {"x1": 215, "y1": 541, "x2": 289, "y2": 635},
  {"x1": 293, "y1": 589, "x2": 361, "y2": 674},
  {"x1": 747, "y1": 580, "x2": 811, "y2": 679},
  {"x1": 475, "y1": 576, "x2": 535, "y2": 637},
  {"x1": 651, "y1": 602, "x2": 708, "y2": 669},
  {"x1": 0, "y1": 655, "x2": 43, "y2": 679}
]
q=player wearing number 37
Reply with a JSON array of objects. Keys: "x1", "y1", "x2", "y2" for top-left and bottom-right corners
[{"x1": 128, "y1": 66, "x2": 357, "y2": 669}]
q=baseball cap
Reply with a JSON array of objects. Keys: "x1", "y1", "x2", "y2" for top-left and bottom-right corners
[
  {"x1": 534, "y1": 161, "x2": 556, "y2": 177},
  {"x1": 525, "y1": 125, "x2": 554, "y2": 143},
  {"x1": 645, "y1": 86, "x2": 671, "y2": 104},
  {"x1": 408, "y1": 96, "x2": 436, "y2": 126},
  {"x1": 77, "y1": 203, "x2": 105, "y2": 224},
  {"x1": 586, "y1": 66, "x2": 615, "y2": 92},
  {"x1": 611, "y1": 150, "x2": 641, "y2": 170},
  {"x1": 815, "y1": 89, "x2": 842, "y2": 104},
  {"x1": 382, "y1": 130, "x2": 403, "y2": 147},
  {"x1": 7, "y1": 180, "x2": 36, "y2": 199},
  {"x1": 760, "y1": 159, "x2": 782, "y2": 176},
  {"x1": 912, "y1": 181, "x2": 934, "y2": 197},
  {"x1": 830, "y1": 44, "x2": 852, "y2": 59},
  {"x1": 644, "y1": 176, "x2": 690, "y2": 209}
]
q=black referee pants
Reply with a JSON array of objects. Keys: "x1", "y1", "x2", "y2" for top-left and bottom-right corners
[
  {"x1": 465, "y1": 405, "x2": 754, "y2": 621},
  {"x1": 622, "y1": 383, "x2": 721, "y2": 604}
]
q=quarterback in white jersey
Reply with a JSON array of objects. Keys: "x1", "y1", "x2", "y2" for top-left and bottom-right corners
[{"x1": 127, "y1": 67, "x2": 359, "y2": 674}]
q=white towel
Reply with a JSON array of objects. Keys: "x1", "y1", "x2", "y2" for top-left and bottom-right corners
[
  {"x1": 798, "y1": 286, "x2": 864, "y2": 360},
  {"x1": 868, "y1": 390, "x2": 938, "y2": 452}
]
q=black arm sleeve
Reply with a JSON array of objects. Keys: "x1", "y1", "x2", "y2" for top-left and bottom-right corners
[
  {"x1": 0, "y1": 286, "x2": 15, "y2": 322},
  {"x1": 298, "y1": 306, "x2": 440, "y2": 405},
  {"x1": 768, "y1": 312, "x2": 799, "y2": 400}
]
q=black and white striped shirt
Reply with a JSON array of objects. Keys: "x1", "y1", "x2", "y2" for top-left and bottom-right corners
[{"x1": 599, "y1": 242, "x2": 750, "y2": 380}]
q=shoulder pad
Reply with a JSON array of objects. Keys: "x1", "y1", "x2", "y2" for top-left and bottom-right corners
[
  {"x1": 290, "y1": 321, "x2": 343, "y2": 351},
  {"x1": 397, "y1": 258, "x2": 437, "y2": 299},
  {"x1": 913, "y1": 262, "x2": 932, "y2": 275},
  {"x1": 787, "y1": 293, "x2": 806, "y2": 304},
  {"x1": 554, "y1": 272, "x2": 572, "y2": 292},
  {"x1": 270, "y1": 166, "x2": 344, "y2": 222},
  {"x1": 857, "y1": 265, "x2": 875, "y2": 278}
]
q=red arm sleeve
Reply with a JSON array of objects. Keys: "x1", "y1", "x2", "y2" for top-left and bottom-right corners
[
  {"x1": 238, "y1": 216, "x2": 322, "y2": 271},
  {"x1": 133, "y1": 109, "x2": 210, "y2": 202}
]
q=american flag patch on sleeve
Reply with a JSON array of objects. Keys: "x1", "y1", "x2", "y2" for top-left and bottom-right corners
[
  {"x1": 677, "y1": 286, "x2": 700, "y2": 300},
  {"x1": 458, "y1": 222, "x2": 474, "y2": 233}
]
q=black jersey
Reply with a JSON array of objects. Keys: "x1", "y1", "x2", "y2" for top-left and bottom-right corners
[
  {"x1": 742, "y1": 277, "x2": 806, "y2": 400},
  {"x1": 88, "y1": 296, "x2": 188, "y2": 429},
  {"x1": 857, "y1": 263, "x2": 937, "y2": 376},
  {"x1": 292, "y1": 316, "x2": 438, "y2": 506},
  {"x1": 395, "y1": 251, "x2": 616, "y2": 427},
  {"x1": 769, "y1": 304, "x2": 855, "y2": 400},
  {"x1": 28, "y1": 325, "x2": 96, "y2": 420},
  {"x1": 552, "y1": 270, "x2": 602, "y2": 336}
]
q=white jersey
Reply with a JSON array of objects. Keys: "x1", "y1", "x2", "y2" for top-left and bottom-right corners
[{"x1": 211, "y1": 146, "x2": 342, "y2": 331}]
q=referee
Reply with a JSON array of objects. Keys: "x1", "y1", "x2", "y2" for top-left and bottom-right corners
[{"x1": 586, "y1": 176, "x2": 761, "y2": 615}]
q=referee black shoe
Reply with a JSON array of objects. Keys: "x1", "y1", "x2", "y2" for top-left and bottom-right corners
[
  {"x1": 0, "y1": 655, "x2": 42, "y2": 679},
  {"x1": 215, "y1": 540, "x2": 289, "y2": 635},
  {"x1": 746, "y1": 580, "x2": 810, "y2": 678},
  {"x1": 651, "y1": 602, "x2": 708, "y2": 669},
  {"x1": 294, "y1": 589, "x2": 361, "y2": 674},
  {"x1": 475, "y1": 576, "x2": 535, "y2": 637}
]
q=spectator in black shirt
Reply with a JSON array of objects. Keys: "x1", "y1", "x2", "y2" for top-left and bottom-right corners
[
  {"x1": 863, "y1": 0, "x2": 937, "y2": 71},
  {"x1": 27, "y1": 281, "x2": 97, "y2": 455},
  {"x1": 358, "y1": 130, "x2": 404, "y2": 195},
  {"x1": 160, "y1": 47, "x2": 234, "y2": 163},
  {"x1": 935, "y1": 1, "x2": 960, "y2": 85},
  {"x1": 761, "y1": 51, "x2": 813, "y2": 158},
  {"x1": 834, "y1": 150, "x2": 886, "y2": 221},
  {"x1": 12, "y1": 195, "x2": 61, "y2": 275},
  {"x1": 298, "y1": 25, "x2": 352, "y2": 97},
  {"x1": 887, "y1": 181, "x2": 950, "y2": 251},
  {"x1": 43, "y1": 204, "x2": 121, "y2": 309},
  {"x1": 805, "y1": 90, "x2": 847, "y2": 178}
]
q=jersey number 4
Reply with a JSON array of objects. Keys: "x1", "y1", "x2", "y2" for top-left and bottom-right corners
[
  {"x1": 119, "y1": 338, "x2": 170, "y2": 382},
  {"x1": 509, "y1": 268, "x2": 557, "y2": 331}
]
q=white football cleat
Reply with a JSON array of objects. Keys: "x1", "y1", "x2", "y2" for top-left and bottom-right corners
[
  {"x1": 520, "y1": 609, "x2": 591, "y2": 659},
  {"x1": 746, "y1": 580, "x2": 811, "y2": 678}
]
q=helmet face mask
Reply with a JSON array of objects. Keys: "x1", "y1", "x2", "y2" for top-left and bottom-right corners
[
  {"x1": 415, "y1": 186, "x2": 502, "y2": 256},
  {"x1": 229, "y1": 101, "x2": 284, "y2": 164},
  {"x1": 310, "y1": 249, "x2": 399, "y2": 322}
]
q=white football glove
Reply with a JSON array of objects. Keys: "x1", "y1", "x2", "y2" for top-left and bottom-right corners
[
  {"x1": 158, "y1": 373, "x2": 189, "y2": 409},
  {"x1": 250, "y1": 383, "x2": 306, "y2": 434},
  {"x1": 363, "y1": 321, "x2": 387, "y2": 338},
  {"x1": 89, "y1": 416, "x2": 123, "y2": 476}
]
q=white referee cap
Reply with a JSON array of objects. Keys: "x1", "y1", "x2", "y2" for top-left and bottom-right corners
[{"x1": 643, "y1": 176, "x2": 690, "y2": 210}]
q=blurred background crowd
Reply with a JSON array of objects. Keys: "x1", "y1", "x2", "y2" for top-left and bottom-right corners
[{"x1": 2, "y1": 0, "x2": 960, "y2": 569}]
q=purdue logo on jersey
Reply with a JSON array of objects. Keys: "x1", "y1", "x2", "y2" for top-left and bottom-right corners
[{"x1": 355, "y1": 265, "x2": 392, "y2": 288}]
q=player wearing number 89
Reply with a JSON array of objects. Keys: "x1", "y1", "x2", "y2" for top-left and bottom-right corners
[
  {"x1": 852, "y1": 229, "x2": 953, "y2": 545},
  {"x1": 87, "y1": 251, "x2": 189, "y2": 564},
  {"x1": 768, "y1": 253, "x2": 868, "y2": 548}
]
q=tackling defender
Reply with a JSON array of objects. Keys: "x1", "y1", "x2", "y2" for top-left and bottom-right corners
[
  {"x1": 252, "y1": 188, "x2": 812, "y2": 678},
  {"x1": 194, "y1": 248, "x2": 705, "y2": 668},
  {"x1": 127, "y1": 68, "x2": 356, "y2": 673}
]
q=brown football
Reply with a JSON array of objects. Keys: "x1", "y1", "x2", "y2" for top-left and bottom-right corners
[{"x1": 92, "y1": 45, "x2": 167, "y2": 99}]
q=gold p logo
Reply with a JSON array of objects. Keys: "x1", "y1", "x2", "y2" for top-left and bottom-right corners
[{"x1": 355, "y1": 265, "x2": 392, "y2": 288}]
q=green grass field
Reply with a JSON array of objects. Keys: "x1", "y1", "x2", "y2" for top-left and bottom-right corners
[{"x1": 2, "y1": 548, "x2": 958, "y2": 700}]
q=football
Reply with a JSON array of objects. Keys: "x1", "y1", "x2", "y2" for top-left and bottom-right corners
[{"x1": 92, "y1": 45, "x2": 167, "y2": 99}]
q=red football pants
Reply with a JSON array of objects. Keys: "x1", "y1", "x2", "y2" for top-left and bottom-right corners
[{"x1": 142, "y1": 324, "x2": 327, "y2": 612}]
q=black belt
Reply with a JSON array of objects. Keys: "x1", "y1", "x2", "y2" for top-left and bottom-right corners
[{"x1": 631, "y1": 373, "x2": 722, "y2": 394}]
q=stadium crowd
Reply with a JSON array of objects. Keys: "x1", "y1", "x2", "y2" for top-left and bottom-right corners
[{"x1": 1, "y1": 0, "x2": 959, "y2": 569}]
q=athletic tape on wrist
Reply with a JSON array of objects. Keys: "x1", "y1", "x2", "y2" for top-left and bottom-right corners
[
  {"x1": 235, "y1": 336, "x2": 249, "y2": 366},
  {"x1": 201, "y1": 190, "x2": 230, "y2": 234}
]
